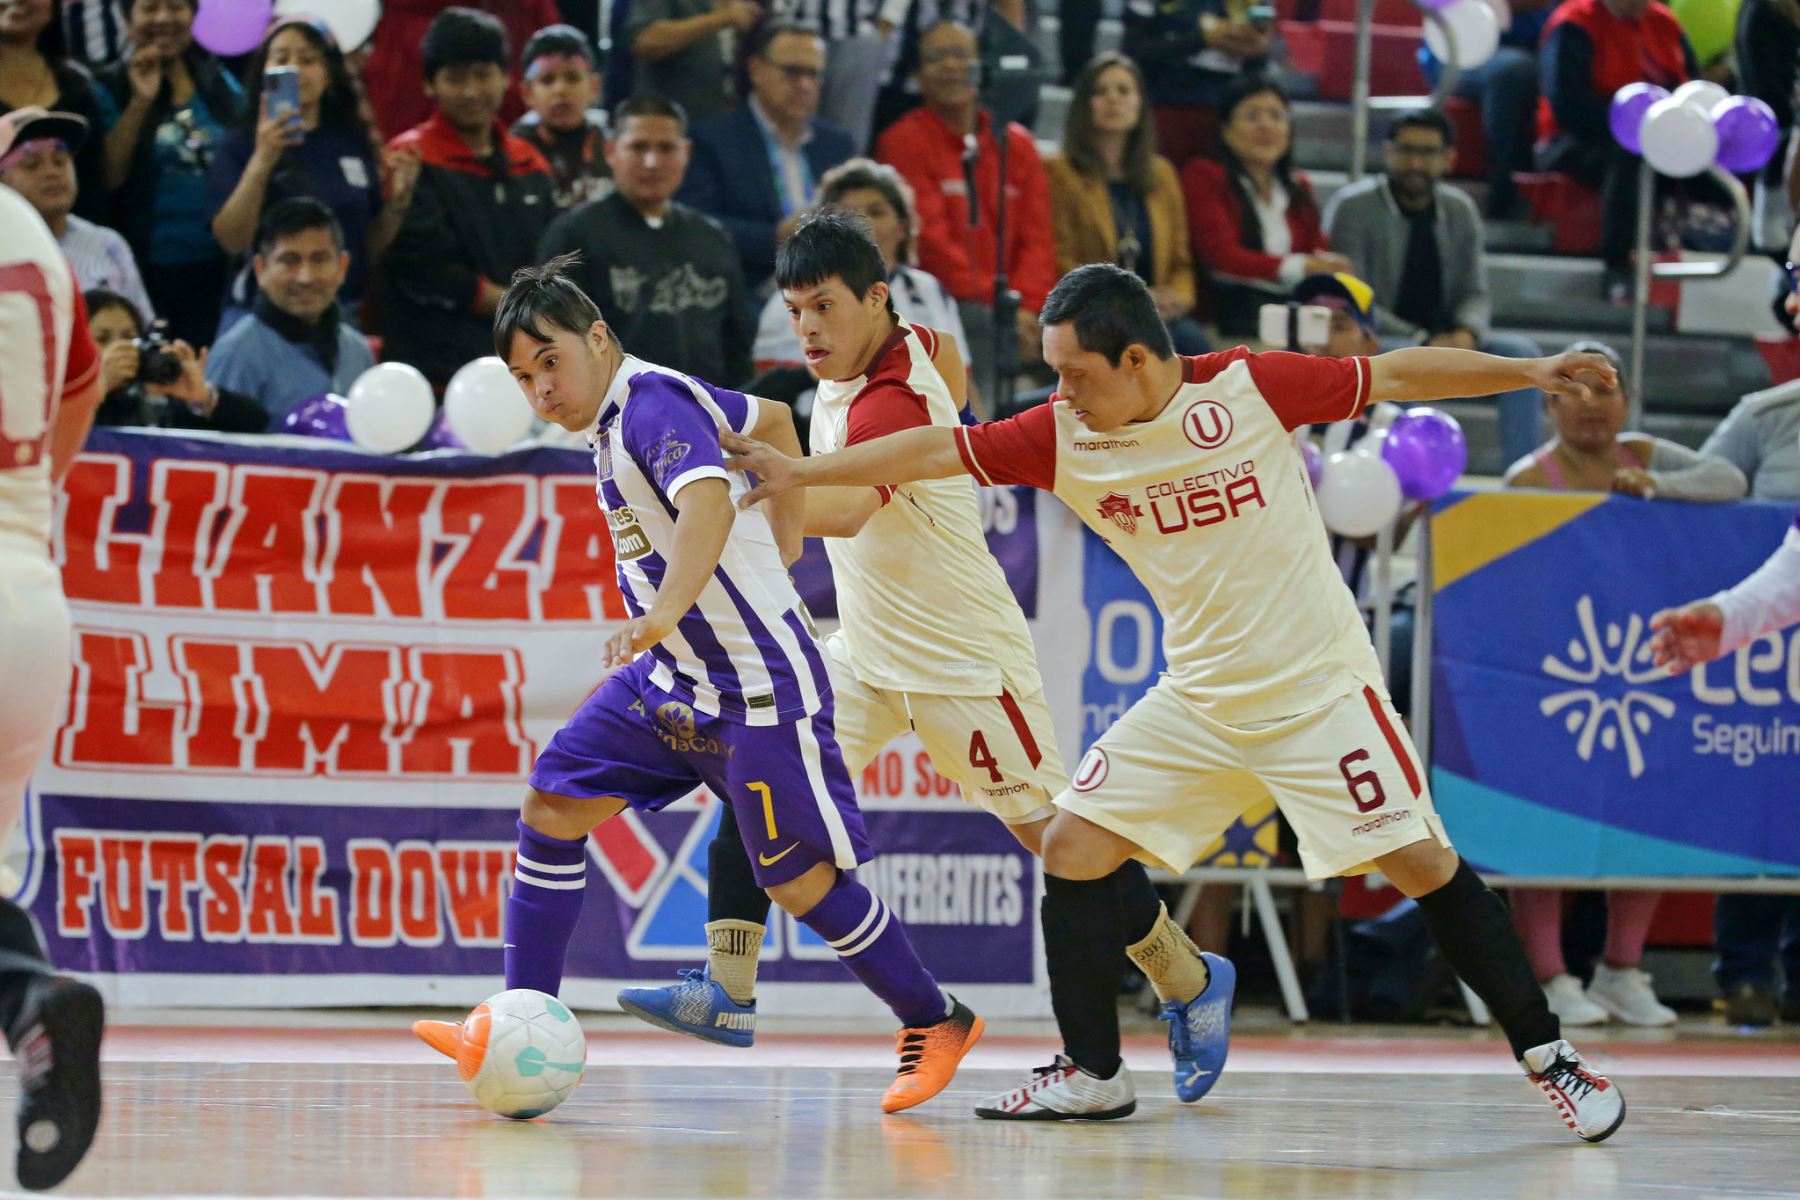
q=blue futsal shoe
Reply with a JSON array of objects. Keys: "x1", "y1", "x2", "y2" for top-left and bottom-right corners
[
  {"x1": 617, "y1": 967, "x2": 756, "y2": 1048},
  {"x1": 1161, "y1": 952, "x2": 1236, "y2": 1102}
]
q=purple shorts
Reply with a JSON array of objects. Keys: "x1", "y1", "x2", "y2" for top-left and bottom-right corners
[{"x1": 530, "y1": 660, "x2": 871, "y2": 887}]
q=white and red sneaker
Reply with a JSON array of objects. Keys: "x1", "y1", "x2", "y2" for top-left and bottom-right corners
[
  {"x1": 974, "y1": 1055, "x2": 1136, "y2": 1122},
  {"x1": 1521, "y1": 1039, "x2": 1626, "y2": 1143}
]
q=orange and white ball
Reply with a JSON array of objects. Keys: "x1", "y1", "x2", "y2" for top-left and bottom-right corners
[{"x1": 457, "y1": 989, "x2": 587, "y2": 1119}]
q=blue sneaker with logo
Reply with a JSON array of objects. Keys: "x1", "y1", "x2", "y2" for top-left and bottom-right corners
[
  {"x1": 617, "y1": 967, "x2": 756, "y2": 1048},
  {"x1": 1160, "y1": 951, "x2": 1236, "y2": 1102}
]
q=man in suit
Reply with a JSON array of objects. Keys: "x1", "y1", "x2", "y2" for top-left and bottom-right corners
[{"x1": 678, "y1": 20, "x2": 855, "y2": 289}]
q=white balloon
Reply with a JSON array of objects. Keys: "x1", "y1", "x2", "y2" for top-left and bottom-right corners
[
  {"x1": 346, "y1": 362, "x2": 435, "y2": 453},
  {"x1": 1671, "y1": 79, "x2": 1731, "y2": 118},
  {"x1": 1639, "y1": 95, "x2": 1720, "y2": 178},
  {"x1": 274, "y1": 0, "x2": 381, "y2": 52},
  {"x1": 1317, "y1": 449, "x2": 1403, "y2": 538},
  {"x1": 445, "y1": 356, "x2": 535, "y2": 454},
  {"x1": 1423, "y1": 0, "x2": 1500, "y2": 69}
]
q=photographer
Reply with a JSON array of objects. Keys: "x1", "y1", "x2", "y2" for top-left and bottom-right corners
[{"x1": 86, "y1": 288, "x2": 266, "y2": 432}]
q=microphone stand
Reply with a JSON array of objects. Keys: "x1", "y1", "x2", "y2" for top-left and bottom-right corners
[{"x1": 964, "y1": 109, "x2": 1022, "y2": 417}]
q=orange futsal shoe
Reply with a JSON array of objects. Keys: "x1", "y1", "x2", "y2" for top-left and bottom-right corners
[
  {"x1": 412, "y1": 1019, "x2": 464, "y2": 1061},
  {"x1": 881, "y1": 997, "x2": 984, "y2": 1114}
]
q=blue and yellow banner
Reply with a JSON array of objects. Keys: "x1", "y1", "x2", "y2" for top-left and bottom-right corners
[{"x1": 1429, "y1": 491, "x2": 1800, "y2": 878}]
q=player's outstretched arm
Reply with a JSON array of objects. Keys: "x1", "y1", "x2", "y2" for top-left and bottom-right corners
[
  {"x1": 603, "y1": 478, "x2": 735, "y2": 668},
  {"x1": 721, "y1": 426, "x2": 966, "y2": 507},
  {"x1": 1368, "y1": 347, "x2": 1617, "y2": 406},
  {"x1": 750, "y1": 398, "x2": 807, "y2": 566},
  {"x1": 1651, "y1": 526, "x2": 1800, "y2": 672}
]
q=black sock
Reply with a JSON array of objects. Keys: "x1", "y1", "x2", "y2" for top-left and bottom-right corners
[
  {"x1": 1414, "y1": 859, "x2": 1560, "y2": 1059},
  {"x1": 709, "y1": 806, "x2": 772, "y2": 927},
  {"x1": 0, "y1": 899, "x2": 48, "y2": 1035},
  {"x1": 1041, "y1": 872, "x2": 1123, "y2": 1078},
  {"x1": 1113, "y1": 859, "x2": 1163, "y2": 943}
]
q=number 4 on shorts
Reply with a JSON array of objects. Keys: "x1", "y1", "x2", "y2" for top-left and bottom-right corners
[{"x1": 968, "y1": 731, "x2": 1003, "y2": 783}]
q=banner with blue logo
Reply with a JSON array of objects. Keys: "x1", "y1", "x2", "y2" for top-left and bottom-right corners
[{"x1": 1428, "y1": 491, "x2": 1800, "y2": 878}]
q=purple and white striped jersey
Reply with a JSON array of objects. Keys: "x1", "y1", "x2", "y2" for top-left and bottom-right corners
[{"x1": 587, "y1": 356, "x2": 832, "y2": 726}]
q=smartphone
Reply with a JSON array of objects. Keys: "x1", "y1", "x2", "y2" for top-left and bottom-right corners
[{"x1": 265, "y1": 65, "x2": 301, "y2": 122}]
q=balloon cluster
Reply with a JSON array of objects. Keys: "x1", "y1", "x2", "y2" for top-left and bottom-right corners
[
  {"x1": 1418, "y1": 0, "x2": 1506, "y2": 70},
  {"x1": 193, "y1": 0, "x2": 383, "y2": 54},
  {"x1": 1610, "y1": 81, "x2": 1780, "y2": 178},
  {"x1": 282, "y1": 358, "x2": 535, "y2": 455},
  {"x1": 1310, "y1": 409, "x2": 1467, "y2": 537}
]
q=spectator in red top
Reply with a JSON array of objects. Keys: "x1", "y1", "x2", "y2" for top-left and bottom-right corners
[
  {"x1": 1536, "y1": 0, "x2": 1697, "y2": 299},
  {"x1": 874, "y1": 19, "x2": 1056, "y2": 403},
  {"x1": 363, "y1": 0, "x2": 562, "y2": 142},
  {"x1": 1181, "y1": 75, "x2": 1347, "y2": 339},
  {"x1": 381, "y1": 7, "x2": 556, "y2": 388}
]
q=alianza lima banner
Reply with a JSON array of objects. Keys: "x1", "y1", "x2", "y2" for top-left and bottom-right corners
[
  {"x1": 1428, "y1": 490, "x2": 1800, "y2": 878},
  {"x1": 18, "y1": 428, "x2": 1052, "y2": 1012}
]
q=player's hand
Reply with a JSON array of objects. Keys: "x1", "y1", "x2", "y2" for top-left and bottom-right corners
[
  {"x1": 721, "y1": 430, "x2": 801, "y2": 507},
  {"x1": 1530, "y1": 350, "x2": 1617, "y2": 401},
  {"x1": 603, "y1": 613, "x2": 677, "y2": 668},
  {"x1": 1648, "y1": 600, "x2": 1724, "y2": 673},
  {"x1": 1611, "y1": 467, "x2": 1656, "y2": 498}
]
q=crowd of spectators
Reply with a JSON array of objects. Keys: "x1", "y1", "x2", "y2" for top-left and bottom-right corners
[{"x1": 6, "y1": 0, "x2": 1800, "y2": 1029}]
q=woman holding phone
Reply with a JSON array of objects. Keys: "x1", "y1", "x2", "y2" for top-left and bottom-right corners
[{"x1": 207, "y1": 18, "x2": 419, "y2": 318}]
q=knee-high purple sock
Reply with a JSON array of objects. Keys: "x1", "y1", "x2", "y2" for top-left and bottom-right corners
[
  {"x1": 798, "y1": 872, "x2": 947, "y2": 1027},
  {"x1": 504, "y1": 820, "x2": 588, "y2": 994}
]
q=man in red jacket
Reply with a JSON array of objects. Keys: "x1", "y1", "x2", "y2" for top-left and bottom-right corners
[
  {"x1": 875, "y1": 19, "x2": 1056, "y2": 405},
  {"x1": 1535, "y1": 0, "x2": 1697, "y2": 300}
]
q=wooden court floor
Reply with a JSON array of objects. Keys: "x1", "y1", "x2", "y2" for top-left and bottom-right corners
[{"x1": 8, "y1": 1014, "x2": 1799, "y2": 1199}]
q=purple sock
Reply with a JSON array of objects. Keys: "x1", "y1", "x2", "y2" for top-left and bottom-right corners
[
  {"x1": 799, "y1": 873, "x2": 947, "y2": 1027},
  {"x1": 504, "y1": 820, "x2": 588, "y2": 994}
]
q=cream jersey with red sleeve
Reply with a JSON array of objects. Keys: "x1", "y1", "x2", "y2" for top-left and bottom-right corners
[
  {"x1": 809, "y1": 317, "x2": 1042, "y2": 697},
  {"x1": 0, "y1": 186, "x2": 96, "y2": 550},
  {"x1": 955, "y1": 346, "x2": 1383, "y2": 724}
]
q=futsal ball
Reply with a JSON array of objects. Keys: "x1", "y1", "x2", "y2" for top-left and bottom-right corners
[{"x1": 457, "y1": 988, "x2": 587, "y2": 1119}]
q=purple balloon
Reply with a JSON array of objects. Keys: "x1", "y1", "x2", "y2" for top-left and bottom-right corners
[
  {"x1": 1713, "y1": 96, "x2": 1781, "y2": 174},
  {"x1": 419, "y1": 409, "x2": 466, "y2": 451},
  {"x1": 1301, "y1": 439, "x2": 1322, "y2": 488},
  {"x1": 1380, "y1": 408, "x2": 1467, "y2": 501},
  {"x1": 283, "y1": 392, "x2": 349, "y2": 440},
  {"x1": 192, "y1": 0, "x2": 274, "y2": 57},
  {"x1": 1609, "y1": 82, "x2": 1670, "y2": 155},
  {"x1": 1416, "y1": 0, "x2": 1459, "y2": 8}
]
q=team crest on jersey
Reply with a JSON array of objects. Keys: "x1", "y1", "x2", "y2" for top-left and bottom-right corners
[
  {"x1": 1097, "y1": 491, "x2": 1143, "y2": 536},
  {"x1": 608, "y1": 505, "x2": 652, "y2": 560},
  {"x1": 1182, "y1": 399, "x2": 1233, "y2": 450}
]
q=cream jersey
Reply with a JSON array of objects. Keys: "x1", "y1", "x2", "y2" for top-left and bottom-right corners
[
  {"x1": 0, "y1": 186, "x2": 96, "y2": 550},
  {"x1": 956, "y1": 346, "x2": 1383, "y2": 725},
  {"x1": 810, "y1": 318, "x2": 1042, "y2": 697}
]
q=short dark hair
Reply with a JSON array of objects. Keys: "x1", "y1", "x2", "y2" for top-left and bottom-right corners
[
  {"x1": 610, "y1": 93, "x2": 688, "y2": 135},
  {"x1": 1388, "y1": 107, "x2": 1455, "y2": 147},
  {"x1": 522, "y1": 23, "x2": 602, "y2": 74},
  {"x1": 83, "y1": 287, "x2": 144, "y2": 337},
  {"x1": 775, "y1": 208, "x2": 894, "y2": 314},
  {"x1": 421, "y1": 7, "x2": 508, "y2": 82},
  {"x1": 746, "y1": 19, "x2": 824, "y2": 60},
  {"x1": 255, "y1": 196, "x2": 344, "y2": 256},
  {"x1": 494, "y1": 252, "x2": 606, "y2": 359},
  {"x1": 1040, "y1": 263, "x2": 1173, "y2": 365}
]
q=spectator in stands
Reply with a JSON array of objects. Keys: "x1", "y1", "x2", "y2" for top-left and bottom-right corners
[
  {"x1": 206, "y1": 199, "x2": 378, "y2": 430},
  {"x1": 626, "y1": 0, "x2": 762, "y2": 124},
  {"x1": 769, "y1": 0, "x2": 905, "y2": 153},
  {"x1": 1736, "y1": 0, "x2": 1800, "y2": 249},
  {"x1": 209, "y1": 19, "x2": 415, "y2": 323},
  {"x1": 538, "y1": 94, "x2": 755, "y2": 386},
  {"x1": 1537, "y1": 0, "x2": 1695, "y2": 301},
  {"x1": 1123, "y1": 0, "x2": 1269, "y2": 170},
  {"x1": 383, "y1": 8, "x2": 556, "y2": 388},
  {"x1": 875, "y1": 18, "x2": 1056, "y2": 401},
  {"x1": 1046, "y1": 52, "x2": 1205, "y2": 356},
  {"x1": 0, "y1": 106, "x2": 152, "y2": 319},
  {"x1": 1419, "y1": 0, "x2": 1549, "y2": 220},
  {"x1": 364, "y1": 0, "x2": 562, "y2": 141},
  {"x1": 1324, "y1": 108, "x2": 1544, "y2": 467},
  {"x1": 752, "y1": 159, "x2": 970, "y2": 396},
  {"x1": 512, "y1": 24, "x2": 612, "y2": 211},
  {"x1": 679, "y1": 21, "x2": 853, "y2": 291},
  {"x1": 86, "y1": 287, "x2": 267, "y2": 431},
  {"x1": 1183, "y1": 74, "x2": 1346, "y2": 339},
  {"x1": 1703, "y1": 317, "x2": 1800, "y2": 499},
  {"x1": 0, "y1": 0, "x2": 105, "y2": 214},
  {"x1": 92, "y1": 0, "x2": 243, "y2": 345}
]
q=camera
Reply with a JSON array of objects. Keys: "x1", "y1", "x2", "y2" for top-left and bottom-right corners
[{"x1": 132, "y1": 327, "x2": 184, "y2": 387}]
